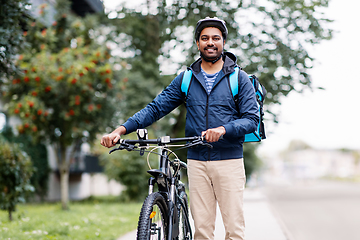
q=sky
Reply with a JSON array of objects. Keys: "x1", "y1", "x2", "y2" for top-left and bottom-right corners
[
  {"x1": 259, "y1": 0, "x2": 360, "y2": 153},
  {"x1": 1, "y1": 0, "x2": 359, "y2": 153}
]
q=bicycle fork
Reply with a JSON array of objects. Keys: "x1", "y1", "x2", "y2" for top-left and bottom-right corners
[{"x1": 167, "y1": 177, "x2": 180, "y2": 240}]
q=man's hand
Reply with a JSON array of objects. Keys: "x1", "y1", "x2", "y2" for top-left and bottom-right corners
[
  {"x1": 201, "y1": 126, "x2": 226, "y2": 143},
  {"x1": 100, "y1": 126, "x2": 126, "y2": 148}
]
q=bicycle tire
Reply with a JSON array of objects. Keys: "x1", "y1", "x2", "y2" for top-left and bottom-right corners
[
  {"x1": 137, "y1": 192, "x2": 168, "y2": 240},
  {"x1": 177, "y1": 190, "x2": 192, "y2": 240}
]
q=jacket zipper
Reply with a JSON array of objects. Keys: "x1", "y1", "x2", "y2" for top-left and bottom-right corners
[
  {"x1": 206, "y1": 95, "x2": 210, "y2": 160},
  {"x1": 205, "y1": 74, "x2": 230, "y2": 161}
]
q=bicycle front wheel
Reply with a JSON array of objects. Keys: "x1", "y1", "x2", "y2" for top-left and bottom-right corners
[{"x1": 137, "y1": 192, "x2": 168, "y2": 240}]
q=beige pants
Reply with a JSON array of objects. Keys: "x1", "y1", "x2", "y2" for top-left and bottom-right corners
[{"x1": 188, "y1": 159, "x2": 246, "y2": 240}]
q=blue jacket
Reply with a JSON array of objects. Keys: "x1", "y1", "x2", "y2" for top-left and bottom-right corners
[{"x1": 122, "y1": 52, "x2": 259, "y2": 160}]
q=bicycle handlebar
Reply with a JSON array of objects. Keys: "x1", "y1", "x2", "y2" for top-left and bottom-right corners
[
  {"x1": 109, "y1": 135, "x2": 212, "y2": 154},
  {"x1": 116, "y1": 136, "x2": 202, "y2": 145}
]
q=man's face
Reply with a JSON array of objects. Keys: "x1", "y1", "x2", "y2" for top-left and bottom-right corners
[{"x1": 197, "y1": 27, "x2": 224, "y2": 61}]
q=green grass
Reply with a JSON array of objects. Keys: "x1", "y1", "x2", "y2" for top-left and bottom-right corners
[{"x1": 0, "y1": 197, "x2": 142, "y2": 240}]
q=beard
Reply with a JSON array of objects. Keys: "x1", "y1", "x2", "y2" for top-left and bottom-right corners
[
  {"x1": 200, "y1": 46, "x2": 223, "y2": 63},
  {"x1": 200, "y1": 46, "x2": 221, "y2": 60}
]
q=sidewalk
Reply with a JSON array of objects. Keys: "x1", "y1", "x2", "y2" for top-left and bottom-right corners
[{"x1": 118, "y1": 188, "x2": 290, "y2": 240}]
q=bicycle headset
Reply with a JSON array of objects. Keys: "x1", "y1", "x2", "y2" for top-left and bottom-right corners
[{"x1": 195, "y1": 17, "x2": 228, "y2": 64}]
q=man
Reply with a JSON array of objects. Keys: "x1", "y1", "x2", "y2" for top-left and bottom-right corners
[{"x1": 101, "y1": 17, "x2": 259, "y2": 240}]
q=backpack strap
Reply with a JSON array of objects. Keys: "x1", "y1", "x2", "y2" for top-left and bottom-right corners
[
  {"x1": 181, "y1": 69, "x2": 193, "y2": 97},
  {"x1": 229, "y1": 67, "x2": 240, "y2": 98}
]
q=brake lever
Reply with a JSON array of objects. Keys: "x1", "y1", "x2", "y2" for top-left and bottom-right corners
[
  {"x1": 109, "y1": 147, "x2": 120, "y2": 154},
  {"x1": 200, "y1": 141, "x2": 213, "y2": 149},
  {"x1": 109, "y1": 142, "x2": 136, "y2": 154},
  {"x1": 185, "y1": 139, "x2": 213, "y2": 149}
]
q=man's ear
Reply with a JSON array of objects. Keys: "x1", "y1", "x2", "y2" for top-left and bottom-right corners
[{"x1": 196, "y1": 40, "x2": 200, "y2": 50}]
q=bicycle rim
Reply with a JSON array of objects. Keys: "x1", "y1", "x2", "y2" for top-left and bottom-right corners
[{"x1": 137, "y1": 192, "x2": 168, "y2": 240}]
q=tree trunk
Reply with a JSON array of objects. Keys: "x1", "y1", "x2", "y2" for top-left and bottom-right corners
[
  {"x1": 59, "y1": 164, "x2": 69, "y2": 210},
  {"x1": 55, "y1": 143, "x2": 74, "y2": 211},
  {"x1": 8, "y1": 209, "x2": 12, "y2": 221}
]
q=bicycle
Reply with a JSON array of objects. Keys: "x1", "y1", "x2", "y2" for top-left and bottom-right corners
[{"x1": 109, "y1": 129, "x2": 212, "y2": 240}]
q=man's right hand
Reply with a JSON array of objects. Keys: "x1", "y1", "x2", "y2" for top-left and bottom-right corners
[{"x1": 100, "y1": 126, "x2": 126, "y2": 148}]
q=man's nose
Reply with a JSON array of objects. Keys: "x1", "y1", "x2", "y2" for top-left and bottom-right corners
[{"x1": 207, "y1": 39, "x2": 214, "y2": 46}]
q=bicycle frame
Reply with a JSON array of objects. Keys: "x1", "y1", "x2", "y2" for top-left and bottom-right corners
[
  {"x1": 112, "y1": 133, "x2": 206, "y2": 240},
  {"x1": 147, "y1": 147, "x2": 188, "y2": 240}
]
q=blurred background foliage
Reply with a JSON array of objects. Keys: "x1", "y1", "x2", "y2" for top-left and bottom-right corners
[
  {"x1": 0, "y1": 0, "x2": 32, "y2": 79},
  {"x1": 0, "y1": 137, "x2": 34, "y2": 221},
  {"x1": 1, "y1": 0, "x2": 333, "y2": 201},
  {"x1": 1, "y1": 126, "x2": 49, "y2": 202}
]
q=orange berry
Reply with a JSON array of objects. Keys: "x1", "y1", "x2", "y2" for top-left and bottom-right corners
[{"x1": 28, "y1": 101, "x2": 34, "y2": 108}]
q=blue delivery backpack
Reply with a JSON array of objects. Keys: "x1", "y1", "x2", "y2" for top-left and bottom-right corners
[{"x1": 181, "y1": 67, "x2": 266, "y2": 142}]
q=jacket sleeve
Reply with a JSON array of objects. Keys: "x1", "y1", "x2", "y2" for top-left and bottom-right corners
[
  {"x1": 222, "y1": 70, "x2": 259, "y2": 138},
  {"x1": 121, "y1": 74, "x2": 184, "y2": 134}
]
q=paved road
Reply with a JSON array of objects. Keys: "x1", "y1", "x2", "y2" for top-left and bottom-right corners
[{"x1": 263, "y1": 180, "x2": 360, "y2": 240}]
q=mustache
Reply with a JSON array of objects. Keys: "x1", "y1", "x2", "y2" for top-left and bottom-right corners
[{"x1": 204, "y1": 46, "x2": 218, "y2": 50}]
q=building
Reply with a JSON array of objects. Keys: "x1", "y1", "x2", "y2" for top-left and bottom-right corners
[{"x1": 259, "y1": 147, "x2": 360, "y2": 186}]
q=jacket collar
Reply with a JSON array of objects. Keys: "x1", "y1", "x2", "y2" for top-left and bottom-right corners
[{"x1": 189, "y1": 51, "x2": 238, "y2": 76}]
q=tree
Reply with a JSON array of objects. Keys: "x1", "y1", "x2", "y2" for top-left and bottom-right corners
[
  {"x1": 0, "y1": 138, "x2": 34, "y2": 221},
  {"x1": 1, "y1": 125, "x2": 50, "y2": 201},
  {"x1": 100, "y1": 0, "x2": 333, "y2": 182},
  {"x1": 0, "y1": 0, "x2": 32, "y2": 80},
  {"x1": 0, "y1": 2, "x2": 122, "y2": 209}
]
